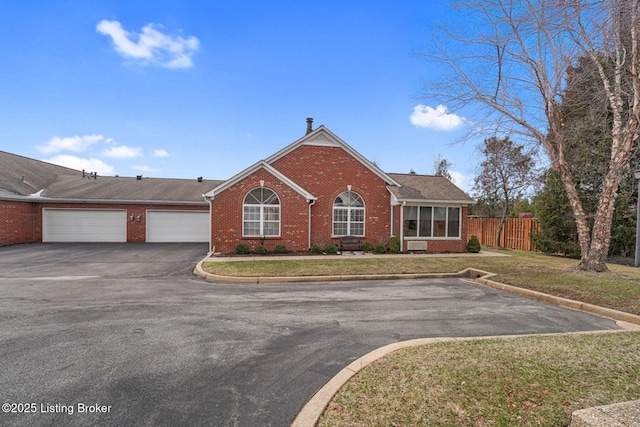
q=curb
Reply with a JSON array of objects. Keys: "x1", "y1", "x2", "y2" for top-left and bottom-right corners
[
  {"x1": 473, "y1": 277, "x2": 640, "y2": 326},
  {"x1": 290, "y1": 325, "x2": 640, "y2": 427},
  {"x1": 192, "y1": 258, "x2": 640, "y2": 426},
  {"x1": 194, "y1": 259, "x2": 494, "y2": 284}
]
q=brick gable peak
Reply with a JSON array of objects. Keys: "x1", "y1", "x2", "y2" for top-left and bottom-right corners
[
  {"x1": 204, "y1": 160, "x2": 315, "y2": 201},
  {"x1": 265, "y1": 125, "x2": 402, "y2": 187}
]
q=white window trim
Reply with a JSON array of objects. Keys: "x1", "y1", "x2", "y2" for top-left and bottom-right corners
[
  {"x1": 403, "y1": 204, "x2": 461, "y2": 240},
  {"x1": 332, "y1": 191, "x2": 366, "y2": 237},
  {"x1": 242, "y1": 188, "x2": 281, "y2": 237}
]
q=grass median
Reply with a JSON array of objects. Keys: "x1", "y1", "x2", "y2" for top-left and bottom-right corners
[
  {"x1": 202, "y1": 248, "x2": 640, "y2": 315},
  {"x1": 204, "y1": 250, "x2": 640, "y2": 425},
  {"x1": 318, "y1": 332, "x2": 640, "y2": 426}
]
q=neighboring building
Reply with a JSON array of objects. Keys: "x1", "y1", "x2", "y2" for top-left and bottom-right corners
[
  {"x1": 0, "y1": 150, "x2": 218, "y2": 245},
  {"x1": 1, "y1": 120, "x2": 474, "y2": 252}
]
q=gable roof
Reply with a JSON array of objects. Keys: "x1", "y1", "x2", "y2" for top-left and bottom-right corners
[
  {"x1": 264, "y1": 125, "x2": 402, "y2": 187},
  {"x1": 388, "y1": 173, "x2": 474, "y2": 204},
  {"x1": 204, "y1": 160, "x2": 316, "y2": 201},
  {"x1": 0, "y1": 150, "x2": 83, "y2": 197},
  {"x1": 0, "y1": 150, "x2": 218, "y2": 205}
]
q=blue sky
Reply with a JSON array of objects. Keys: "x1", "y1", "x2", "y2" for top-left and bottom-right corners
[{"x1": 0, "y1": 0, "x2": 476, "y2": 192}]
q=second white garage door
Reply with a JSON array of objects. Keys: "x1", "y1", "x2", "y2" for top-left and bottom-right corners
[{"x1": 146, "y1": 210, "x2": 209, "y2": 242}]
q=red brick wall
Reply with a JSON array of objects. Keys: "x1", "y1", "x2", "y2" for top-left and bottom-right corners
[
  {"x1": 271, "y1": 145, "x2": 392, "y2": 249},
  {"x1": 0, "y1": 202, "x2": 207, "y2": 245},
  {"x1": 210, "y1": 169, "x2": 310, "y2": 253},
  {"x1": 0, "y1": 201, "x2": 37, "y2": 246}
]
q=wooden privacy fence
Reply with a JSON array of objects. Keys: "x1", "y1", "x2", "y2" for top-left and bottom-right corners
[{"x1": 467, "y1": 217, "x2": 540, "y2": 251}]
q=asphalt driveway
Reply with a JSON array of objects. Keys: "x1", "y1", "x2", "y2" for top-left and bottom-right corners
[{"x1": 0, "y1": 243, "x2": 620, "y2": 426}]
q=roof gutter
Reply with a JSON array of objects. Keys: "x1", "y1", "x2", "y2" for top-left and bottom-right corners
[{"x1": 5, "y1": 196, "x2": 209, "y2": 206}]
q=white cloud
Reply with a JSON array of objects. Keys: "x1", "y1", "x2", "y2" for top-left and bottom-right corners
[
  {"x1": 96, "y1": 20, "x2": 199, "y2": 69},
  {"x1": 38, "y1": 135, "x2": 106, "y2": 153},
  {"x1": 410, "y1": 104, "x2": 465, "y2": 131},
  {"x1": 101, "y1": 145, "x2": 142, "y2": 159},
  {"x1": 449, "y1": 170, "x2": 472, "y2": 194},
  {"x1": 47, "y1": 155, "x2": 115, "y2": 175},
  {"x1": 153, "y1": 149, "x2": 169, "y2": 158}
]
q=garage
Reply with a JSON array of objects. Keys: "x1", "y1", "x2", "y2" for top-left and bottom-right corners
[
  {"x1": 146, "y1": 210, "x2": 209, "y2": 242},
  {"x1": 43, "y1": 209, "x2": 127, "y2": 242}
]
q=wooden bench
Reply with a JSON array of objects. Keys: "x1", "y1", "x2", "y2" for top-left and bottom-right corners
[{"x1": 339, "y1": 236, "x2": 361, "y2": 251}]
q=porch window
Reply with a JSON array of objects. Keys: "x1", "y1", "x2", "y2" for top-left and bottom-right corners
[
  {"x1": 243, "y1": 188, "x2": 280, "y2": 237},
  {"x1": 403, "y1": 205, "x2": 460, "y2": 238},
  {"x1": 333, "y1": 191, "x2": 365, "y2": 236}
]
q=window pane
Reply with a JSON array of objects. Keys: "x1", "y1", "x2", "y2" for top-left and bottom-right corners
[
  {"x1": 263, "y1": 221, "x2": 279, "y2": 236},
  {"x1": 448, "y1": 207, "x2": 460, "y2": 237},
  {"x1": 334, "y1": 209, "x2": 348, "y2": 222},
  {"x1": 243, "y1": 222, "x2": 260, "y2": 236},
  {"x1": 334, "y1": 191, "x2": 364, "y2": 207},
  {"x1": 419, "y1": 206, "x2": 432, "y2": 237},
  {"x1": 244, "y1": 206, "x2": 260, "y2": 221},
  {"x1": 245, "y1": 188, "x2": 261, "y2": 204},
  {"x1": 264, "y1": 206, "x2": 279, "y2": 221},
  {"x1": 350, "y1": 223, "x2": 364, "y2": 236},
  {"x1": 350, "y1": 208, "x2": 364, "y2": 222},
  {"x1": 333, "y1": 223, "x2": 347, "y2": 236},
  {"x1": 403, "y1": 206, "x2": 417, "y2": 237},
  {"x1": 433, "y1": 207, "x2": 447, "y2": 237}
]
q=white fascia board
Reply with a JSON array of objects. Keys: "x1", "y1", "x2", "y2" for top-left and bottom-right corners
[
  {"x1": 397, "y1": 198, "x2": 475, "y2": 205},
  {"x1": 388, "y1": 187, "x2": 400, "y2": 205},
  {"x1": 204, "y1": 161, "x2": 316, "y2": 201},
  {"x1": 265, "y1": 126, "x2": 402, "y2": 187}
]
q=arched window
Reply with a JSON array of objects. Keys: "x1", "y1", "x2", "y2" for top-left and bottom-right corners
[
  {"x1": 333, "y1": 191, "x2": 365, "y2": 236},
  {"x1": 243, "y1": 188, "x2": 280, "y2": 236}
]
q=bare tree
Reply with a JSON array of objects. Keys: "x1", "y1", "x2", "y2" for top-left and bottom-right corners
[
  {"x1": 420, "y1": 0, "x2": 640, "y2": 271},
  {"x1": 433, "y1": 154, "x2": 453, "y2": 180},
  {"x1": 474, "y1": 136, "x2": 535, "y2": 247}
]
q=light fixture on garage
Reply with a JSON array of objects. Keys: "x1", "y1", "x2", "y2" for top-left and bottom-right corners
[
  {"x1": 129, "y1": 215, "x2": 134, "y2": 222},
  {"x1": 136, "y1": 215, "x2": 141, "y2": 221}
]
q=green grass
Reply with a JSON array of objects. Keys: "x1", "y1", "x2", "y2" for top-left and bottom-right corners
[
  {"x1": 203, "y1": 249, "x2": 640, "y2": 315},
  {"x1": 318, "y1": 332, "x2": 640, "y2": 427},
  {"x1": 203, "y1": 250, "x2": 640, "y2": 425}
]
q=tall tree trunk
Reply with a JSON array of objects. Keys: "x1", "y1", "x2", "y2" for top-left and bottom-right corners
[
  {"x1": 495, "y1": 218, "x2": 505, "y2": 247},
  {"x1": 495, "y1": 196, "x2": 509, "y2": 247}
]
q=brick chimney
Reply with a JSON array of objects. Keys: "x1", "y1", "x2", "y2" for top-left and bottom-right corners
[{"x1": 306, "y1": 117, "x2": 313, "y2": 135}]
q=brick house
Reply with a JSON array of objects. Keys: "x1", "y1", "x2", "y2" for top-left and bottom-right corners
[
  {"x1": 204, "y1": 120, "x2": 474, "y2": 254},
  {"x1": 1, "y1": 120, "x2": 473, "y2": 252},
  {"x1": 0, "y1": 151, "x2": 218, "y2": 246}
]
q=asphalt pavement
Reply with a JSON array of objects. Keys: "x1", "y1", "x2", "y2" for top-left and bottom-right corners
[{"x1": 0, "y1": 243, "x2": 621, "y2": 426}]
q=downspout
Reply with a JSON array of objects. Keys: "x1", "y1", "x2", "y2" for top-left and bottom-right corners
[
  {"x1": 308, "y1": 199, "x2": 316, "y2": 250},
  {"x1": 203, "y1": 193, "x2": 214, "y2": 253},
  {"x1": 399, "y1": 201, "x2": 406, "y2": 252}
]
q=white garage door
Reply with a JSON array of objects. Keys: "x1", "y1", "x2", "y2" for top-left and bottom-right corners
[
  {"x1": 146, "y1": 210, "x2": 209, "y2": 242},
  {"x1": 43, "y1": 209, "x2": 127, "y2": 242}
]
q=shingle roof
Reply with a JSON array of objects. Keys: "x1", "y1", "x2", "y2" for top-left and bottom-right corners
[
  {"x1": 44, "y1": 175, "x2": 222, "y2": 204},
  {"x1": 388, "y1": 173, "x2": 474, "y2": 203},
  {"x1": 0, "y1": 150, "x2": 82, "y2": 197},
  {"x1": 1, "y1": 151, "x2": 473, "y2": 205},
  {"x1": 0, "y1": 151, "x2": 221, "y2": 204}
]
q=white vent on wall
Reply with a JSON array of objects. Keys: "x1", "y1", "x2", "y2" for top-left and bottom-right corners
[{"x1": 407, "y1": 240, "x2": 428, "y2": 251}]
